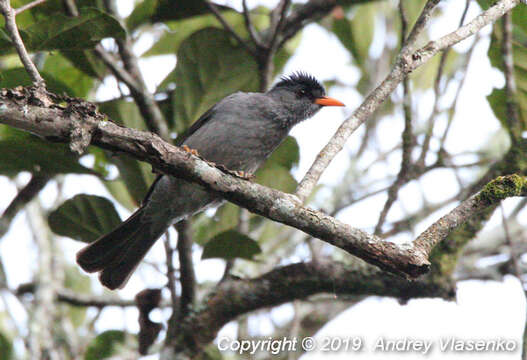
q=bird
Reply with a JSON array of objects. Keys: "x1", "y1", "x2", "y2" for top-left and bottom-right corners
[{"x1": 76, "y1": 72, "x2": 344, "y2": 290}]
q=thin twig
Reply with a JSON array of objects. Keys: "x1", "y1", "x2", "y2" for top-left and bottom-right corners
[
  {"x1": 242, "y1": 0, "x2": 263, "y2": 47},
  {"x1": 374, "y1": 1, "x2": 415, "y2": 234},
  {"x1": 206, "y1": 1, "x2": 256, "y2": 57},
  {"x1": 16, "y1": 284, "x2": 140, "y2": 307},
  {"x1": 163, "y1": 231, "x2": 178, "y2": 316},
  {"x1": 400, "y1": 0, "x2": 441, "y2": 55},
  {"x1": 295, "y1": 0, "x2": 520, "y2": 202},
  {"x1": 417, "y1": 0, "x2": 470, "y2": 167},
  {"x1": 269, "y1": 0, "x2": 291, "y2": 51},
  {"x1": 99, "y1": 0, "x2": 170, "y2": 140},
  {"x1": 0, "y1": 0, "x2": 45, "y2": 87},
  {"x1": 295, "y1": 0, "x2": 442, "y2": 202},
  {"x1": 14, "y1": 0, "x2": 46, "y2": 15},
  {"x1": 0, "y1": 173, "x2": 50, "y2": 239}
]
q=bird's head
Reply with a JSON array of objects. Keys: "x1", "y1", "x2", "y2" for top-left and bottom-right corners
[{"x1": 268, "y1": 72, "x2": 344, "y2": 125}]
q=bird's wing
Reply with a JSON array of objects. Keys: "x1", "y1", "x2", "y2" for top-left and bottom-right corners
[
  {"x1": 142, "y1": 102, "x2": 218, "y2": 205},
  {"x1": 174, "y1": 105, "x2": 216, "y2": 146}
]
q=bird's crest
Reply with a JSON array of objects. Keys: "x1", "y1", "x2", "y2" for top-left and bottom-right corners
[{"x1": 273, "y1": 72, "x2": 325, "y2": 95}]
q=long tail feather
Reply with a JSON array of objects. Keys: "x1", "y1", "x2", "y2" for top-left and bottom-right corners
[
  {"x1": 98, "y1": 221, "x2": 167, "y2": 290},
  {"x1": 76, "y1": 207, "x2": 169, "y2": 289},
  {"x1": 76, "y1": 207, "x2": 146, "y2": 273}
]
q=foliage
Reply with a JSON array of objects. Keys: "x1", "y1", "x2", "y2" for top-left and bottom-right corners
[{"x1": 0, "y1": 0, "x2": 525, "y2": 359}]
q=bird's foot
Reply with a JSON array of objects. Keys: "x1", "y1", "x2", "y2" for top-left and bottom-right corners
[
  {"x1": 182, "y1": 145, "x2": 200, "y2": 156},
  {"x1": 233, "y1": 170, "x2": 254, "y2": 180},
  {"x1": 216, "y1": 165, "x2": 254, "y2": 180}
]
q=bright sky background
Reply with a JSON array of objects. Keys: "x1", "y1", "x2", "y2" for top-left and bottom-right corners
[{"x1": 0, "y1": 0, "x2": 525, "y2": 359}]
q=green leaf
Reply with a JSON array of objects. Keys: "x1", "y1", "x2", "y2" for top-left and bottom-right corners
[
  {"x1": 201, "y1": 230, "x2": 261, "y2": 260},
  {"x1": 0, "y1": 67, "x2": 74, "y2": 95},
  {"x1": 143, "y1": 10, "x2": 268, "y2": 57},
  {"x1": 0, "y1": 331, "x2": 13, "y2": 360},
  {"x1": 254, "y1": 164, "x2": 298, "y2": 193},
  {"x1": 84, "y1": 330, "x2": 127, "y2": 360},
  {"x1": 266, "y1": 136, "x2": 300, "y2": 170},
  {"x1": 102, "y1": 178, "x2": 138, "y2": 211},
  {"x1": 127, "y1": 0, "x2": 233, "y2": 30},
  {"x1": 332, "y1": 3, "x2": 376, "y2": 66},
  {"x1": 108, "y1": 156, "x2": 154, "y2": 205},
  {"x1": 487, "y1": 88, "x2": 508, "y2": 128},
  {"x1": 43, "y1": 53, "x2": 95, "y2": 97},
  {"x1": 0, "y1": 125, "x2": 94, "y2": 176},
  {"x1": 0, "y1": 8, "x2": 125, "y2": 53},
  {"x1": 486, "y1": 11, "x2": 527, "y2": 131},
  {"x1": 48, "y1": 194, "x2": 122, "y2": 243},
  {"x1": 160, "y1": 28, "x2": 259, "y2": 133},
  {"x1": 61, "y1": 50, "x2": 106, "y2": 79},
  {"x1": 193, "y1": 203, "x2": 239, "y2": 245}
]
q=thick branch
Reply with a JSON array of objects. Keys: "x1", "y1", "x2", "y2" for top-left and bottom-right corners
[
  {"x1": 2, "y1": 88, "x2": 526, "y2": 281},
  {"x1": 176, "y1": 259, "x2": 456, "y2": 354}
]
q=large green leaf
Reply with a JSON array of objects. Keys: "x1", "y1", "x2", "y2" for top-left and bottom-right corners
[
  {"x1": 158, "y1": 28, "x2": 259, "y2": 133},
  {"x1": 254, "y1": 164, "x2": 298, "y2": 193},
  {"x1": 126, "y1": 0, "x2": 233, "y2": 30},
  {"x1": 143, "y1": 10, "x2": 268, "y2": 57},
  {"x1": 485, "y1": 6, "x2": 527, "y2": 132},
  {"x1": 193, "y1": 203, "x2": 239, "y2": 245},
  {"x1": 201, "y1": 229, "x2": 261, "y2": 260},
  {"x1": 48, "y1": 194, "x2": 122, "y2": 243},
  {"x1": 332, "y1": 3, "x2": 376, "y2": 66},
  {"x1": 0, "y1": 8, "x2": 125, "y2": 53},
  {"x1": 61, "y1": 50, "x2": 107, "y2": 79},
  {"x1": 84, "y1": 330, "x2": 127, "y2": 360},
  {"x1": 0, "y1": 67, "x2": 75, "y2": 95},
  {"x1": 43, "y1": 53, "x2": 95, "y2": 97},
  {"x1": 0, "y1": 125, "x2": 94, "y2": 176},
  {"x1": 266, "y1": 136, "x2": 300, "y2": 170}
]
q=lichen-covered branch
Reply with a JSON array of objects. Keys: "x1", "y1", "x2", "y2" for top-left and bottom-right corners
[{"x1": 2, "y1": 88, "x2": 526, "y2": 282}]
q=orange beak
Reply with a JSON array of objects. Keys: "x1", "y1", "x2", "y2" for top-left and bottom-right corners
[{"x1": 314, "y1": 96, "x2": 345, "y2": 107}]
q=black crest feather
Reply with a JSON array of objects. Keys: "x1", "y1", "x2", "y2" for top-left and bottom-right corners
[{"x1": 273, "y1": 72, "x2": 325, "y2": 95}]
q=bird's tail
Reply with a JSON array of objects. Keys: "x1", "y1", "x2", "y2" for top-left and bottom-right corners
[{"x1": 76, "y1": 207, "x2": 168, "y2": 290}]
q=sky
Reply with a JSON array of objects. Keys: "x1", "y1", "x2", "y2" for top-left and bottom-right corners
[{"x1": 0, "y1": 0, "x2": 525, "y2": 359}]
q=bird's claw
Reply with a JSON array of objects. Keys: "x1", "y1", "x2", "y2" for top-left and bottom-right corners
[
  {"x1": 182, "y1": 145, "x2": 199, "y2": 156},
  {"x1": 233, "y1": 170, "x2": 254, "y2": 180}
]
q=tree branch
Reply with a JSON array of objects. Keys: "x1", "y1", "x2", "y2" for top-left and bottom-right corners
[
  {"x1": 175, "y1": 259, "x2": 456, "y2": 354},
  {"x1": 14, "y1": 0, "x2": 46, "y2": 15},
  {"x1": 0, "y1": 0, "x2": 45, "y2": 87},
  {"x1": 175, "y1": 220, "x2": 195, "y2": 317},
  {"x1": 2, "y1": 88, "x2": 526, "y2": 281},
  {"x1": 295, "y1": 0, "x2": 521, "y2": 201},
  {"x1": 0, "y1": 173, "x2": 50, "y2": 239}
]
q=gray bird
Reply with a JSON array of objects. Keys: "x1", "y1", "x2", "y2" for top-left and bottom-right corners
[{"x1": 76, "y1": 72, "x2": 344, "y2": 289}]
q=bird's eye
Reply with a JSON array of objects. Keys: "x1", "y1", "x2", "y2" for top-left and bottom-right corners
[{"x1": 297, "y1": 89, "x2": 307, "y2": 98}]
